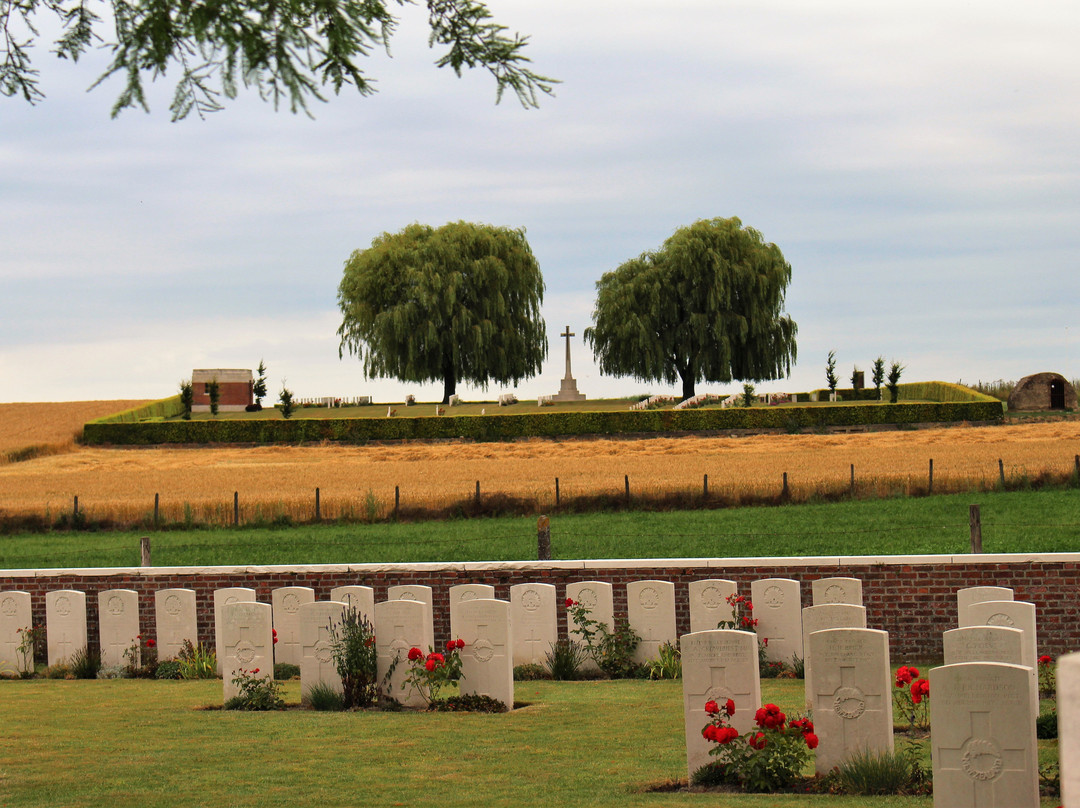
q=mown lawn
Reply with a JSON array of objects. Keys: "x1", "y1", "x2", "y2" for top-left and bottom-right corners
[{"x1": 1, "y1": 488, "x2": 1079, "y2": 569}]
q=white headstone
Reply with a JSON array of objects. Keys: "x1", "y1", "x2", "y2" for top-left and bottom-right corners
[
  {"x1": 386, "y1": 584, "x2": 434, "y2": 641},
  {"x1": 626, "y1": 580, "x2": 676, "y2": 664},
  {"x1": 154, "y1": 589, "x2": 197, "y2": 661},
  {"x1": 565, "y1": 581, "x2": 614, "y2": 673},
  {"x1": 271, "y1": 586, "x2": 315, "y2": 666},
  {"x1": 509, "y1": 583, "x2": 557, "y2": 667},
  {"x1": 221, "y1": 601, "x2": 274, "y2": 702},
  {"x1": 930, "y1": 662, "x2": 1038, "y2": 808},
  {"x1": 808, "y1": 627, "x2": 893, "y2": 774},
  {"x1": 688, "y1": 579, "x2": 737, "y2": 633},
  {"x1": 299, "y1": 600, "x2": 347, "y2": 700},
  {"x1": 46, "y1": 589, "x2": 87, "y2": 667},
  {"x1": 449, "y1": 584, "x2": 496, "y2": 640},
  {"x1": 0, "y1": 591, "x2": 33, "y2": 674},
  {"x1": 375, "y1": 599, "x2": 433, "y2": 709},
  {"x1": 956, "y1": 586, "x2": 1014, "y2": 623},
  {"x1": 959, "y1": 600, "x2": 1038, "y2": 717},
  {"x1": 802, "y1": 603, "x2": 867, "y2": 709},
  {"x1": 329, "y1": 586, "x2": 375, "y2": 622},
  {"x1": 750, "y1": 578, "x2": 802, "y2": 665},
  {"x1": 812, "y1": 577, "x2": 863, "y2": 606},
  {"x1": 98, "y1": 589, "x2": 141, "y2": 668},
  {"x1": 943, "y1": 626, "x2": 1025, "y2": 668},
  {"x1": 1060, "y1": 652, "x2": 1080, "y2": 806},
  {"x1": 680, "y1": 629, "x2": 761, "y2": 779},
  {"x1": 457, "y1": 598, "x2": 514, "y2": 709},
  {"x1": 213, "y1": 587, "x2": 256, "y2": 674}
]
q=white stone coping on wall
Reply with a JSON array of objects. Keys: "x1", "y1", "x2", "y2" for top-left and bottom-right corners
[{"x1": 3, "y1": 552, "x2": 1079, "y2": 579}]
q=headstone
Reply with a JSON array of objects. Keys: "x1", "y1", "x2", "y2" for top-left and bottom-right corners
[
  {"x1": 811, "y1": 577, "x2": 863, "y2": 606},
  {"x1": 329, "y1": 586, "x2": 375, "y2": 622},
  {"x1": 0, "y1": 591, "x2": 33, "y2": 674},
  {"x1": 213, "y1": 587, "x2": 256, "y2": 674},
  {"x1": 509, "y1": 583, "x2": 557, "y2": 667},
  {"x1": 271, "y1": 586, "x2": 315, "y2": 666},
  {"x1": 808, "y1": 627, "x2": 893, "y2": 774},
  {"x1": 299, "y1": 600, "x2": 347, "y2": 701},
  {"x1": 154, "y1": 589, "x2": 197, "y2": 661},
  {"x1": 375, "y1": 599, "x2": 433, "y2": 709},
  {"x1": 956, "y1": 586, "x2": 1014, "y2": 623},
  {"x1": 959, "y1": 600, "x2": 1039, "y2": 717},
  {"x1": 688, "y1": 579, "x2": 737, "y2": 633},
  {"x1": 930, "y1": 662, "x2": 1038, "y2": 808},
  {"x1": 1060, "y1": 652, "x2": 1080, "y2": 806},
  {"x1": 680, "y1": 630, "x2": 761, "y2": 779},
  {"x1": 386, "y1": 584, "x2": 434, "y2": 641},
  {"x1": 750, "y1": 578, "x2": 802, "y2": 665},
  {"x1": 943, "y1": 626, "x2": 1024, "y2": 668},
  {"x1": 449, "y1": 584, "x2": 496, "y2": 640},
  {"x1": 457, "y1": 599, "x2": 514, "y2": 709},
  {"x1": 98, "y1": 589, "x2": 140, "y2": 668},
  {"x1": 802, "y1": 604, "x2": 867, "y2": 708},
  {"x1": 626, "y1": 580, "x2": 676, "y2": 664},
  {"x1": 565, "y1": 581, "x2": 614, "y2": 673},
  {"x1": 46, "y1": 589, "x2": 87, "y2": 667},
  {"x1": 221, "y1": 601, "x2": 274, "y2": 702}
]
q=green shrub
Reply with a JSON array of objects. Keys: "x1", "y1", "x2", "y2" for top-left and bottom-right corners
[
  {"x1": 225, "y1": 667, "x2": 286, "y2": 711},
  {"x1": 428, "y1": 694, "x2": 507, "y2": 712},
  {"x1": 513, "y1": 663, "x2": 551, "y2": 681},
  {"x1": 177, "y1": 639, "x2": 217, "y2": 679},
  {"x1": 829, "y1": 744, "x2": 930, "y2": 796},
  {"x1": 70, "y1": 647, "x2": 101, "y2": 679},
  {"x1": 647, "y1": 641, "x2": 682, "y2": 680},
  {"x1": 305, "y1": 681, "x2": 346, "y2": 711},
  {"x1": 327, "y1": 608, "x2": 379, "y2": 709},
  {"x1": 1037, "y1": 710, "x2": 1057, "y2": 739},
  {"x1": 44, "y1": 663, "x2": 72, "y2": 679},
  {"x1": 544, "y1": 640, "x2": 587, "y2": 681},
  {"x1": 274, "y1": 663, "x2": 301, "y2": 680},
  {"x1": 155, "y1": 660, "x2": 182, "y2": 680}
]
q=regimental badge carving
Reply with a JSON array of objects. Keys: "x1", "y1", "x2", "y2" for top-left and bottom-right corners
[
  {"x1": 824, "y1": 585, "x2": 846, "y2": 603},
  {"x1": 521, "y1": 590, "x2": 541, "y2": 612},
  {"x1": 460, "y1": 591, "x2": 477, "y2": 601},
  {"x1": 763, "y1": 586, "x2": 785, "y2": 608},
  {"x1": 235, "y1": 640, "x2": 256, "y2": 664},
  {"x1": 960, "y1": 738, "x2": 1003, "y2": 781},
  {"x1": 473, "y1": 638, "x2": 495, "y2": 663},
  {"x1": 832, "y1": 686, "x2": 867, "y2": 719},
  {"x1": 639, "y1": 587, "x2": 660, "y2": 610},
  {"x1": 108, "y1": 595, "x2": 125, "y2": 615},
  {"x1": 55, "y1": 596, "x2": 71, "y2": 616},
  {"x1": 282, "y1": 593, "x2": 301, "y2": 613},
  {"x1": 577, "y1": 587, "x2": 597, "y2": 609},
  {"x1": 164, "y1": 595, "x2": 182, "y2": 616},
  {"x1": 314, "y1": 641, "x2": 333, "y2": 664},
  {"x1": 1, "y1": 597, "x2": 17, "y2": 617},
  {"x1": 399, "y1": 591, "x2": 417, "y2": 601},
  {"x1": 987, "y1": 613, "x2": 1015, "y2": 628},
  {"x1": 700, "y1": 586, "x2": 723, "y2": 609},
  {"x1": 224, "y1": 596, "x2": 238, "y2": 607}
]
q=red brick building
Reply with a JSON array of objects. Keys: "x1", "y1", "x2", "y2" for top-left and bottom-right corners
[{"x1": 191, "y1": 369, "x2": 253, "y2": 412}]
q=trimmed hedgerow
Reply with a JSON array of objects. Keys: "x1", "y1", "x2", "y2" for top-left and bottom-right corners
[
  {"x1": 87, "y1": 395, "x2": 185, "y2": 425},
  {"x1": 82, "y1": 400, "x2": 1003, "y2": 446}
]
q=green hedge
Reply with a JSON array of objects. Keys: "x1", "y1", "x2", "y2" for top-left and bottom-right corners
[
  {"x1": 83, "y1": 399, "x2": 1004, "y2": 446},
  {"x1": 88, "y1": 395, "x2": 185, "y2": 424}
]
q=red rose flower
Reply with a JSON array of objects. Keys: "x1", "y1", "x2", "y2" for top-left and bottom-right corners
[
  {"x1": 704, "y1": 700, "x2": 719, "y2": 715},
  {"x1": 745, "y1": 602, "x2": 753, "y2": 611},
  {"x1": 565, "y1": 598, "x2": 575, "y2": 608},
  {"x1": 1039, "y1": 655, "x2": 1053, "y2": 666},
  {"x1": 725, "y1": 699, "x2": 735, "y2": 717},
  {"x1": 447, "y1": 640, "x2": 457, "y2": 652},
  {"x1": 272, "y1": 629, "x2": 278, "y2": 645},
  {"x1": 719, "y1": 727, "x2": 739, "y2": 744},
  {"x1": 407, "y1": 647, "x2": 423, "y2": 661},
  {"x1": 455, "y1": 639, "x2": 465, "y2": 649},
  {"x1": 146, "y1": 639, "x2": 156, "y2": 648},
  {"x1": 911, "y1": 679, "x2": 929, "y2": 699},
  {"x1": 425, "y1": 659, "x2": 437, "y2": 672},
  {"x1": 702, "y1": 724, "x2": 719, "y2": 742},
  {"x1": 804, "y1": 732, "x2": 819, "y2": 750},
  {"x1": 748, "y1": 732, "x2": 767, "y2": 750},
  {"x1": 252, "y1": 668, "x2": 259, "y2": 675},
  {"x1": 427, "y1": 652, "x2": 445, "y2": 665}
]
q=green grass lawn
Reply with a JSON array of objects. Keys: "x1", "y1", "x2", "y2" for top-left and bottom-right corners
[
  {"x1": 2, "y1": 488, "x2": 1078, "y2": 569},
  {"x1": 0, "y1": 677, "x2": 1059, "y2": 807}
]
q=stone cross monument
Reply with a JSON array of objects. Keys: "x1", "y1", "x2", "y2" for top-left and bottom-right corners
[{"x1": 553, "y1": 325, "x2": 586, "y2": 402}]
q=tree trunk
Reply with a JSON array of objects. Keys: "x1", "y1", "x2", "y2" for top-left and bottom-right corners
[
  {"x1": 442, "y1": 373, "x2": 456, "y2": 405},
  {"x1": 681, "y1": 374, "x2": 695, "y2": 401}
]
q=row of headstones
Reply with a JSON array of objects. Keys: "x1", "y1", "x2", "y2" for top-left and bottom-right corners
[{"x1": 681, "y1": 584, "x2": 1058, "y2": 808}]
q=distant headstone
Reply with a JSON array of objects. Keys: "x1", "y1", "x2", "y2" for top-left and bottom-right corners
[
  {"x1": 1060, "y1": 652, "x2": 1080, "y2": 805},
  {"x1": 802, "y1": 604, "x2": 867, "y2": 709},
  {"x1": 680, "y1": 629, "x2": 761, "y2": 779},
  {"x1": 449, "y1": 584, "x2": 496, "y2": 640},
  {"x1": 299, "y1": 600, "x2": 347, "y2": 701},
  {"x1": 930, "y1": 662, "x2": 1038, "y2": 808},
  {"x1": 154, "y1": 589, "x2": 197, "y2": 661},
  {"x1": 811, "y1": 577, "x2": 863, "y2": 606},
  {"x1": 271, "y1": 586, "x2": 315, "y2": 666},
  {"x1": 565, "y1": 581, "x2": 614, "y2": 673},
  {"x1": 0, "y1": 591, "x2": 32, "y2": 674},
  {"x1": 943, "y1": 626, "x2": 1024, "y2": 668},
  {"x1": 46, "y1": 589, "x2": 87, "y2": 667},
  {"x1": 626, "y1": 580, "x2": 676, "y2": 664},
  {"x1": 98, "y1": 589, "x2": 140, "y2": 668},
  {"x1": 329, "y1": 586, "x2": 375, "y2": 623},
  {"x1": 457, "y1": 599, "x2": 514, "y2": 709},
  {"x1": 808, "y1": 628, "x2": 893, "y2": 774},
  {"x1": 509, "y1": 583, "x2": 557, "y2": 667},
  {"x1": 375, "y1": 599, "x2": 433, "y2": 709},
  {"x1": 213, "y1": 588, "x2": 256, "y2": 675},
  {"x1": 221, "y1": 601, "x2": 274, "y2": 702},
  {"x1": 956, "y1": 586, "x2": 1014, "y2": 623},
  {"x1": 959, "y1": 600, "x2": 1038, "y2": 717},
  {"x1": 688, "y1": 579, "x2": 737, "y2": 633},
  {"x1": 386, "y1": 584, "x2": 434, "y2": 641},
  {"x1": 751, "y1": 578, "x2": 802, "y2": 665}
]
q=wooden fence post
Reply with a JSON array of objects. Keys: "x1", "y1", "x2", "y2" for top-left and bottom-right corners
[
  {"x1": 233, "y1": 491, "x2": 239, "y2": 526},
  {"x1": 703, "y1": 474, "x2": 708, "y2": 498},
  {"x1": 475, "y1": 480, "x2": 480, "y2": 505},
  {"x1": 140, "y1": 536, "x2": 151, "y2": 567},
  {"x1": 969, "y1": 504, "x2": 983, "y2": 553},
  {"x1": 394, "y1": 485, "x2": 400, "y2": 515},
  {"x1": 781, "y1": 472, "x2": 789, "y2": 500},
  {"x1": 624, "y1": 474, "x2": 630, "y2": 502},
  {"x1": 998, "y1": 459, "x2": 1005, "y2": 487},
  {"x1": 153, "y1": 493, "x2": 160, "y2": 527},
  {"x1": 73, "y1": 495, "x2": 79, "y2": 520},
  {"x1": 928, "y1": 458, "x2": 934, "y2": 494},
  {"x1": 555, "y1": 477, "x2": 560, "y2": 506},
  {"x1": 537, "y1": 515, "x2": 551, "y2": 561},
  {"x1": 315, "y1": 487, "x2": 321, "y2": 521},
  {"x1": 850, "y1": 464, "x2": 855, "y2": 493}
]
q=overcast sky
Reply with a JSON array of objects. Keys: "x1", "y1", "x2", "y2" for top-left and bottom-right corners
[{"x1": 2, "y1": 0, "x2": 1077, "y2": 404}]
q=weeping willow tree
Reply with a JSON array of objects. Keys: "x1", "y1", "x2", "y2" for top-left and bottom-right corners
[
  {"x1": 337, "y1": 221, "x2": 548, "y2": 404},
  {"x1": 585, "y1": 217, "x2": 797, "y2": 400}
]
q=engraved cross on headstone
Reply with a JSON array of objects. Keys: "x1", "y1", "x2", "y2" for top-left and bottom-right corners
[
  {"x1": 938, "y1": 711, "x2": 1029, "y2": 806},
  {"x1": 815, "y1": 665, "x2": 883, "y2": 749}
]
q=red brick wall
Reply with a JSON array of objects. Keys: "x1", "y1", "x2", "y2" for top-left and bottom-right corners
[
  {"x1": 3, "y1": 558, "x2": 1077, "y2": 662},
  {"x1": 192, "y1": 382, "x2": 252, "y2": 407}
]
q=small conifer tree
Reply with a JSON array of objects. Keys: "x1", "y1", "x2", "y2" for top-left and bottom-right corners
[
  {"x1": 207, "y1": 378, "x2": 221, "y2": 417},
  {"x1": 252, "y1": 360, "x2": 268, "y2": 407},
  {"x1": 179, "y1": 380, "x2": 193, "y2": 421},
  {"x1": 279, "y1": 384, "x2": 294, "y2": 419}
]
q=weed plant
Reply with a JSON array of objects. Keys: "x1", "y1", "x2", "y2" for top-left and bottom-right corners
[
  {"x1": 326, "y1": 607, "x2": 379, "y2": 708},
  {"x1": 70, "y1": 647, "x2": 100, "y2": 679},
  {"x1": 545, "y1": 639, "x2": 587, "y2": 680},
  {"x1": 304, "y1": 681, "x2": 346, "y2": 711},
  {"x1": 828, "y1": 744, "x2": 930, "y2": 796}
]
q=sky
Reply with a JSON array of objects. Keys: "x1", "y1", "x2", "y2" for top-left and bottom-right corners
[{"x1": 2, "y1": 0, "x2": 1078, "y2": 404}]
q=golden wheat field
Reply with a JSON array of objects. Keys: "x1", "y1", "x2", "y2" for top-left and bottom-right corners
[
  {"x1": 0, "y1": 401, "x2": 149, "y2": 455},
  {"x1": 1, "y1": 398, "x2": 1079, "y2": 524}
]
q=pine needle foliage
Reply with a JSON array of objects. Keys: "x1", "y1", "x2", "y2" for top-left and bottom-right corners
[
  {"x1": 337, "y1": 221, "x2": 548, "y2": 404},
  {"x1": 585, "y1": 217, "x2": 798, "y2": 400}
]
